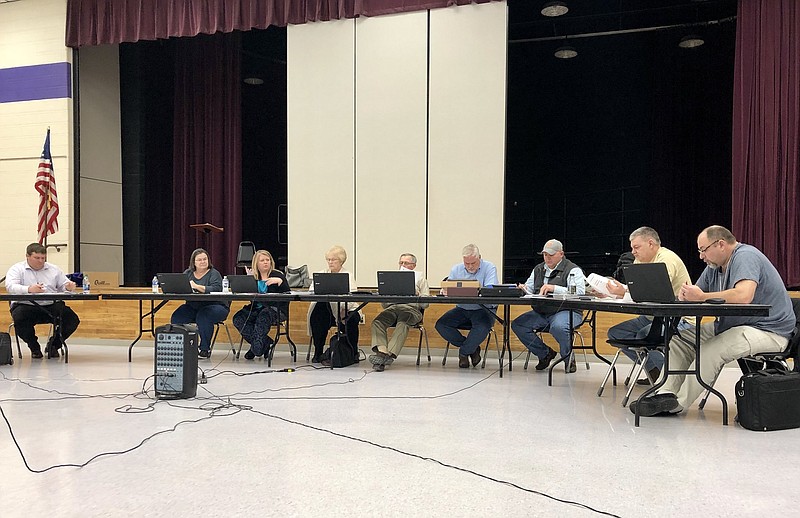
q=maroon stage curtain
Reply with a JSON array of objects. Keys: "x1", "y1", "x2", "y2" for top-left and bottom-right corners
[
  {"x1": 732, "y1": 1, "x2": 800, "y2": 287},
  {"x1": 66, "y1": 0, "x2": 498, "y2": 48},
  {"x1": 171, "y1": 31, "x2": 242, "y2": 276}
]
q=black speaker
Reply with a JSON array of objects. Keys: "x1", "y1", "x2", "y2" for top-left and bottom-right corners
[{"x1": 154, "y1": 324, "x2": 198, "y2": 399}]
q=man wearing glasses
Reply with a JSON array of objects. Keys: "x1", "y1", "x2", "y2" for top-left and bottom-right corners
[
  {"x1": 603, "y1": 227, "x2": 693, "y2": 384},
  {"x1": 369, "y1": 253, "x2": 430, "y2": 371},
  {"x1": 511, "y1": 239, "x2": 585, "y2": 373},
  {"x1": 632, "y1": 225, "x2": 795, "y2": 417}
]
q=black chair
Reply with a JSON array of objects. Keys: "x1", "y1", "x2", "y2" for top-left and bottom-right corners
[
  {"x1": 8, "y1": 322, "x2": 55, "y2": 359},
  {"x1": 209, "y1": 321, "x2": 235, "y2": 356},
  {"x1": 236, "y1": 241, "x2": 256, "y2": 272},
  {"x1": 522, "y1": 313, "x2": 591, "y2": 371},
  {"x1": 441, "y1": 322, "x2": 500, "y2": 368},
  {"x1": 263, "y1": 313, "x2": 297, "y2": 366},
  {"x1": 597, "y1": 317, "x2": 665, "y2": 407},
  {"x1": 698, "y1": 297, "x2": 800, "y2": 409}
]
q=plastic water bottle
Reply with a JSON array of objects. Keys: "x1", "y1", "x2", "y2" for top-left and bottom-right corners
[
  {"x1": 222, "y1": 276, "x2": 230, "y2": 293},
  {"x1": 82, "y1": 274, "x2": 90, "y2": 294},
  {"x1": 152, "y1": 275, "x2": 159, "y2": 294},
  {"x1": 567, "y1": 273, "x2": 576, "y2": 295}
]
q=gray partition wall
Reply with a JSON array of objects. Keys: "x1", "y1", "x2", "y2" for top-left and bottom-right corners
[{"x1": 287, "y1": 2, "x2": 507, "y2": 286}]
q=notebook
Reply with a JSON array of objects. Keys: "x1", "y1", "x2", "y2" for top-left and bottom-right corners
[
  {"x1": 227, "y1": 274, "x2": 259, "y2": 294},
  {"x1": 377, "y1": 270, "x2": 416, "y2": 296},
  {"x1": 313, "y1": 272, "x2": 351, "y2": 295},
  {"x1": 622, "y1": 263, "x2": 678, "y2": 303},
  {"x1": 156, "y1": 273, "x2": 194, "y2": 294}
]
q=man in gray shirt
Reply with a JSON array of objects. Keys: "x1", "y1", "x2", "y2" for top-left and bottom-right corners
[{"x1": 632, "y1": 225, "x2": 795, "y2": 417}]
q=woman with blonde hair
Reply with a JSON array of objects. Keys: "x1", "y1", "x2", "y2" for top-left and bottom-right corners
[
  {"x1": 307, "y1": 245, "x2": 360, "y2": 363},
  {"x1": 233, "y1": 250, "x2": 291, "y2": 360}
]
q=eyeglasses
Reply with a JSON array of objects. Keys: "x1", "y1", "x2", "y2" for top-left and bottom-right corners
[
  {"x1": 398, "y1": 261, "x2": 415, "y2": 266},
  {"x1": 698, "y1": 240, "x2": 720, "y2": 254}
]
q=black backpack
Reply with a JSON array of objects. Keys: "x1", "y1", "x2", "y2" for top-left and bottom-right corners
[
  {"x1": 322, "y1": 334, "x2": 360, "y2": 368},
  {"x1": 613, "y1": 252, "x2": 635, "y2": 283},
  {"x1": 0, "y1": 332, "x2": 13, "y2": 366}
]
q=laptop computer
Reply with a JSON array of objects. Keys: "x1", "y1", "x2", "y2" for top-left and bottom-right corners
[
  {"x1": 622, "y1": 263, "x2": 677, "y2": 303},
  {"x1": 377, "y1": 271, "x2": 416, "y2": 296},
  {"x1": 313, "y1": 272, "x2": 351, "y2": 295},
  {"x1": 227, "y1": 274, "x2": 259, "y2": 294},
  {"x1": 157, "y1": 273, "x2": 194, "y2": 294}
]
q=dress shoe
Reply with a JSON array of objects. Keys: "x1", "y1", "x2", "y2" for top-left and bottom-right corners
[
  {"x1": 46, "y1": 346, "x2": 60, "y2": 359},
  {"x1": 458, "y1": 355, "x2": 470, "y2": 368},
  {"x1": 469, "y1": 347, "x2": 482, "y2": 367},
  {"x1": 636, "y1": 367, "x2": 661, "y2": 386},
  {"x1": 534, "y1": 349, "x2": 557, "y2": 370},
  {"x1": 198, "y1": 349, "x2": 211, "y2": 359},
  {"x1": 311, "y1": 354, "x2": 323, "y2": 364},
  {"x1": 566, "y1": 359, "x2": 577, "y2": 373},
  {"x1": 629, "y1": 393, "x2": 682, "y2": 416},
  {"x1": 30, "y1": 348, "x2": 44, "y2": 359},
  {"x1": 244, "y1": 349, "x2": 256, "y2": 360}
]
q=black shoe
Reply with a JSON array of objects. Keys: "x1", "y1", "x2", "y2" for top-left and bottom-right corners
[
  {"x1": 46, "y1": 346, "x2": 60, "y2": 359},
  {"x1": 458, "y1": 355, "x2": 470, "y2": 368},
  {"x1": 636, "y1": 367, "x2": 661, "y2": 386},
  {"x1": 45, "y1": 337, "x2": 61, "y2": 358},
  {"x1": 469, "y1": 348, "x2": 482, "y2": 367},
  {"x1": 534, "y1": 349, "x2": 557, "y2": 370},
  {"x1": 630, "y1": 393, "x2": 682, "y2": 416},
  {"x1": 198, "y1": 349, "x2": 211, "y2": 359},
  {"x1": 311, "y1": 354, "x2": 323, "y2": 364},
  {"x1": 244, "y1": 349, "x2": 255, "y2": 360},
  {"x1": 30, "y1": 347, "x2": 43, "y2": 359},
  {"x1": 566, "y1": 359, "x2": 577, "y2": 373}
]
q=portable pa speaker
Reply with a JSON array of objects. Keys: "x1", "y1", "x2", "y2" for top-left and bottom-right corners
[{"x1": 154, "y1": 324, "x2": 198, "y2": 399}]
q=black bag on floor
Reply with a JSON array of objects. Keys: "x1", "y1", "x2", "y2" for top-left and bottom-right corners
[
  {"x1": 735, "y1": 368, "x2": 800, "y2": 431},
  {"x1": 322, "y1": 334, "x2": 359, "y2": 368},
  {"x1": 0, "y1": 332, "x2": 13, "y2": 366}
]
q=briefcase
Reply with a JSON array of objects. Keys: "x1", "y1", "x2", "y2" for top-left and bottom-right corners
[{"x1": 735, "y1": 368, "x2": 800, "y2": 431}]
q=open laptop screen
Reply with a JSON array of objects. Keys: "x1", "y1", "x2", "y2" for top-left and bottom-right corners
[
  {"x1": 313, "y1": 272, "x2": 350, "y2": 295},
  {"x1": 377, "y1": 271, "x2": 416, "y2": 296}
]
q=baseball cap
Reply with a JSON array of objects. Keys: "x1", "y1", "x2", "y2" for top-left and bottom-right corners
[{"x1": 540, "y1": 239, "x2": 564, "y2": 255}]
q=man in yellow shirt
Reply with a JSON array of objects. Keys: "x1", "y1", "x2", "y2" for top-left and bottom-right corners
[{"x1": 605, "y1": 227, "x2": 692, "y2": 384}]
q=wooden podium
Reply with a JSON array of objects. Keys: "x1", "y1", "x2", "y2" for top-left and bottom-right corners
[{"x1": 190, "y1": 223, "x2": 223, "y2": 249}]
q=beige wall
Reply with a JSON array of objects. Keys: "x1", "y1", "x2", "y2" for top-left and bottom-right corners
[
  {"x1": 0, "y1": 0, "x2": 73, "y2": 274},
  {"x1": 287, "y1": 2, "x2": 508, "y2": 286},
  {"x1": 77, "y1": 44, "x2": 124, "y2": 280}
]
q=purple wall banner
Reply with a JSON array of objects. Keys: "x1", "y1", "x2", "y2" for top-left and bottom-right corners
[{"x1": 0, "y1": 62, "x2": 72, "y2": 103}]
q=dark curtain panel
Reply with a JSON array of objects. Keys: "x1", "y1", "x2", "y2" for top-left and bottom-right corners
[
  {"x1": 172, "y1": 31, "x2": 242, "y2": 276},
  {"x1": 732, "y1": 1, "x2": 800, "y2": 288},
  {"x1": 66, "y1": 0, "x2": 498, "y2": 47}
]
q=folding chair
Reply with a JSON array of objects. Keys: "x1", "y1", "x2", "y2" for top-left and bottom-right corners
[
  {"x1": 209, "y1": 321, "x2": 235, "y2": 356},
  {"x1": 441, "y1": 323, "x2": 501, "y2": 368},
  {"x1": 522, "y1": 314, "x2": 591, "y2": 371}
]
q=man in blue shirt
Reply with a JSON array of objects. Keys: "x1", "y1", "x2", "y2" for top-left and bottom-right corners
[
  {"x1": 434, "y1": 244, "x2": 498, "y2": 368},
  {"x1": 633, "y1": 225, "x2": 795, "y2": 417},
  {"x1": 511, "y1": 239, "x2": 585, "y2": 373}
]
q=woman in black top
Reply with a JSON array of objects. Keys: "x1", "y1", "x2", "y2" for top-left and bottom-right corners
[
  {"x1": 170, "y1": 248, "x2": 230, "y2": 358},
  {"x1": 232, "y1": 249, "x2": 291, "y2": 359}
]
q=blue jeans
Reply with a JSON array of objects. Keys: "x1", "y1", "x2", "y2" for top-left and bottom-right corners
[
  {"x1": 435, "y1": 306, "x2": 495, "y2": 356},
  {"x1": 171, "y1": 303, "x2": 230, "y2": 352},
  {"x1": 511, "y1": 309, "x2": 581, "y2": 360}
]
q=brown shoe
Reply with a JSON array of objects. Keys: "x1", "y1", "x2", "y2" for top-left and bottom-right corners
[
  {"x1": 534, "y1": 349, "x2": 557, "y2": 370},
  {"x1": 458, "y1": 355, "x2": 470, "y2": 368},
  {"x1": 469, "y1": 347, "x2": 482, "y2": 367}
]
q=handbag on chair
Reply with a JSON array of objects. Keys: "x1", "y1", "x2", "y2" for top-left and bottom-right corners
[{"x1": 284, "y1": 265, "x2": 311, "y2": 289}]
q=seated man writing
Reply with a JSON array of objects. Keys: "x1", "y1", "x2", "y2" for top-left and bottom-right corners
[{"x1": 5, "y1": 242, "x2": 80, "y2": 359}]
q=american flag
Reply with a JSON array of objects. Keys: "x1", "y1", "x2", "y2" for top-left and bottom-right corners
[{"x1": 35, "y1": 129, "x2": 59, "y2": 244}]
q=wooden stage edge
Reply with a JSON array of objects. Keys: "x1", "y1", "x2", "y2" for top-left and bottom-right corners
[{"x1": 2, "y1": 288, "x2": 796, "y2": 356}]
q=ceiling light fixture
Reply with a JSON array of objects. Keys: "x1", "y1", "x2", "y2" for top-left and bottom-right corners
[
  {"x1": 554, "y1": 45, "x2": 578, "y2": 59},
  {"x1": 541, "y1": 1, "x2": 568, "y2": 17},
  {"x1": 243, "y1": 77, "x2": 264, "y2": 85},
  {"x1": 678, "y1": 35, "x2": 705, "y2": 48}
]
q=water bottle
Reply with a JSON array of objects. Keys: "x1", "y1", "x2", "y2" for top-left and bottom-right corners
[
  {"x1": 567, "y1": 273, "x2": 576, "y2": 295},
  {"x1": 222, "y1": 276, "x2": 230, "y2": 293},
  {"x1": 82, "y1": 274, "x2": 90, "y2": 294},
  {"x1": 152, "y1": 275, "x2": 159, "y2": 294}
]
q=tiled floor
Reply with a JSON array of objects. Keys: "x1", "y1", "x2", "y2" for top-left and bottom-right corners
[{"x1": 0, "y1": 342, "x2": 796, "y2": 517}]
